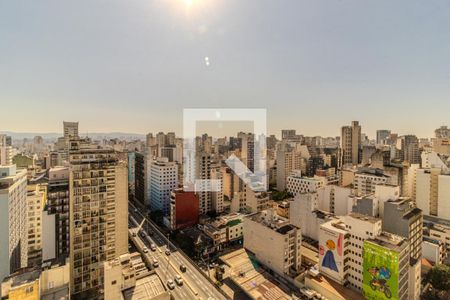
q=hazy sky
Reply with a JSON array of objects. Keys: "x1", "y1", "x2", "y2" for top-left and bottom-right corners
[{"x1": 1, "y1": 0, "x2": 450, "y2": 138}]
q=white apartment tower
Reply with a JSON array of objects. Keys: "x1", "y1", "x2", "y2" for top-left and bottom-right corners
[
  {"x1": 0, "y1": 165, "x2": 28, "y2": 282},
  {"x1": 149, "y1": 157, "x2": 178, "y2": 214}
]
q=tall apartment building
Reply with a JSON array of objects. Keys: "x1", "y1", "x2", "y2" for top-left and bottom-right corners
[
  {"x1": 396, "y1": 135, "x2": 420, "y2": 164},
  {"x1": 363, "y1": 234, "x2": 410, "y2": 300},
  {"x1": 415, "y1": 168, "x2": 450, "y2": 220},
  {"x1": 149, "y1": 157, "x2": 178, "y2": 214},
  {"x1": 0, "y1": 165, "x2": 28, "y2": 282},
  {"x1": 342, "y1": 213, "x2": 382, "y2": 292},
  {"x1": 376, "y1": 129, "x2": 391, "y2": 145},
  {"x1": 243, "y1": 209, "x2": 302, "y2": 277},
  {"x1": 195, "y1": 152, "x2": 212, "y2": 214},
  {"x1": 276, "y1": 142, "x2": 308, "y2": 191},
  {"x1": 211, "y1": 166, "x2": 224, "y2": 214},
  {"x1": 341, "y1": 121, "x2": 361, "y2": 166},
  {"x1": 134, "y1": 152, "x2": 146, "y2": 208},
  {"x1": 68, "y1": 139, "x2": 128, "y2": 298},
  {"x1": 26, "y1": 185, "x2": 46, "y2": 267},
  {"x1": 281, "y1": 129, "x2": 296, "y2": 140},
  {"x1": 47, "y1": 166, "x2": 70, "y2": 260},
  {"x1": 240, "y1": 133, "x2": 255, "y2": 172},
  {"x1": 382, "y1": 199, "x2": 422, "y2": 299},
  {"x1": 0, "y1": 134, "x2": 13, "y2": 166},
  {"x1": 276, "y1": 143, "x2": 294, "y2": 191}
]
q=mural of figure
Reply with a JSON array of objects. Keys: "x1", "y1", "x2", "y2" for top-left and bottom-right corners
[{"x1": 322, "y1": 239, "x2": 338, "y2": 272}]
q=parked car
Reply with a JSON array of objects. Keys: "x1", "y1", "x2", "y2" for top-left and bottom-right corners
[
  {"x1": 167, "y1": 279, "x2": 175, "y2": 290},
  {"x1": 153, "y1": 259, "x2": 159, "y2": 268},
  {"x1": 179, "y1": 264, "x2": 187, "y2": 272},
  {"x1": 174, "y1": 275, "x2": 183, "y2": 286},
  {"x1": 142, "y1": 246, "x2": 148, "y2": 253},
  {"x1": 165, "y1": 249, "x2": 171, "y2": 256},
  {"x1": 150, "y1": 243, "x2": 157, "y2": 251}
]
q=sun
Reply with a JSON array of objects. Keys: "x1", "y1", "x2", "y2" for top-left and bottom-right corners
[{"x1": 183, "y1": 0, "x2": 194, "y2": 7}]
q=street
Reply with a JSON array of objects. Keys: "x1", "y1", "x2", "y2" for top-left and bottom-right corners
[{"x1": 128, "y1": 202, "x2": 227, "y2": 300}]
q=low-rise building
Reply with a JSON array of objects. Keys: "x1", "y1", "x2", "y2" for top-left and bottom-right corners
[
  {"x1": 169, "y1": 189, "x2": 199, "y2": 230},
  {"x1": 243, "y1": 209, "x2": 301, "y2": 277}
]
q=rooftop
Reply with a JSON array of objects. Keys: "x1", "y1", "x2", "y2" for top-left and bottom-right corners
[
  {"x1": 220, "y1": 248, "x2": 292, "y2": 300},
  {"x1": 122, "y1": 274, "x2": 168, "y2": 300},
  {"x1": 348, "y1": 212, "x2": 380, "y2": 224},
  {"x1": 367, "y1": 231, "x2": 407, "y2": 252}
]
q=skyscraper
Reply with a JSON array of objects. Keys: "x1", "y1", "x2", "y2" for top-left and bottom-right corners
[
  {"x1": 149, "y1": 157, "x2": 178, "y2": 214},
  {"x1": 396, "y1": 135, "x2": 420, "y2": 164},
  {"x1": 68, "y1": 138, "x2": 128, "y2": 298},
  {"x1": 376, "y1": 129, "x2": 391, "y2": 145},
  {"x1": 47, "y1": 166, "x2": 70, "y2": 260},
  {"x1": 341, "y1": 121, "x2": 362, "y2": 166},
  {"x1": 63, "y1": 121, "x2": 79, "y2": 142},
  {"x1": 0, "y1": 165, "x2": 28, "y2": 281},
  {"x1": 0, "y1": 134, "x2": 13, "y2": 166}
]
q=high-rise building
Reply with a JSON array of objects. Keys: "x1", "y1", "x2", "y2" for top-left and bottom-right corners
[
  {"x1": 68, "y1": 139, "x2": 128, "y2": 298},
  {"x1": 26, "y1": 185, "x2": 46, "y2": 267},
  {"x1": 63, "y1": 121, "x2": 79, "y2": 142},
  {"x1": 195, "y1": 152, "x2": 212, "y2": 214},
  {"x1": 240, "y1": 133, "x2": 255, "y2": 172},
  {"x1": 363, "y1": 234, "x2": 410, "y2": 300},
  {"x1": 281, "y1": 129, "x2": 296, "y2": 140},
  {"x1": 396, "y1": 135, "x2": 420, "y2": 164},
  {"x1": 275, "y1": 142, "x2": 307, "y2": 191},
  {"x1": 47, "y1": 166, "x2": 70, "y2": 260},
  {"x1": 0, "y1": 165, "x2": 28, "y2": 281},
  {"x1": 211, "y1": 166, "x2": 224, "y2": 214},
  {"x1": 415, "y1": 168, "x2": 450, "y2": 220},
  {"x1": 134, "y1": 152, "x2": 146, "y2": 208},
  {"x1": 376, "y1": 129, "x2": 391, "y2": 145},
  {"x1": 0, "y1": 134, "x2": 13, "y2": 166},
  {"x1": 341, "y1": 121, "x2": 361, "y2": 166},
  {"x1": 149, "y1": 157, "x2": 178, "y2": 214},
  {"x1": 382, "y1": 199, "x2": 423, "y2": 300}
]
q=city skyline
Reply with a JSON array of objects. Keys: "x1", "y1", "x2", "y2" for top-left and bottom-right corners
[{"x1": 2, "y1": 0, "x2": 450, "y2": 137}]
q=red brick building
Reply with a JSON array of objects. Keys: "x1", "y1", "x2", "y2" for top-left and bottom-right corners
[{"x1": 170, "y1": 189, "x2": 199, "y2": 230}]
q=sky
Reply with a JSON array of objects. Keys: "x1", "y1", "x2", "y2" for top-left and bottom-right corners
[{"x1": 1, "y1": 0, "x2": 450, "y2": 138}]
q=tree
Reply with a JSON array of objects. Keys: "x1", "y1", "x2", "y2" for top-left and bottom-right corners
[{"x1": 426, "y1": 264, "x2": 450, "y2": 292}]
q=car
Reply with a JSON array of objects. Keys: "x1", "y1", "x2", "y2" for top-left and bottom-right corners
[
  {"x1": 140, "y1": 232, "x2": 145, "y2": 238},
  {"x1": 132, "y1": 232, "x2": 136, "y2": 237},
  {"x1": 142, "y1": 246, "x2": 148, "y2": 253},
  {"x1": 150, "y1": 243, "x2": 157, "y2": 251},
  {"x1": 174, "y1": 275, "x2": 183, "y2": 286},
  {"x1": 153, "y1": 259, "x2": 159, "y2": 268},
  {"x1": 165, "y1": 249, "x2": 171, "y2": 256},
  {"x1": 128, "y1": 244, "x2": 132, "y2": 249},
  {"x1": 179, "y1": 264, "x2": 187, "y2": 272},
  {"x1": 167, "y1": 279, "x2": 175, "y2": 290}
]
